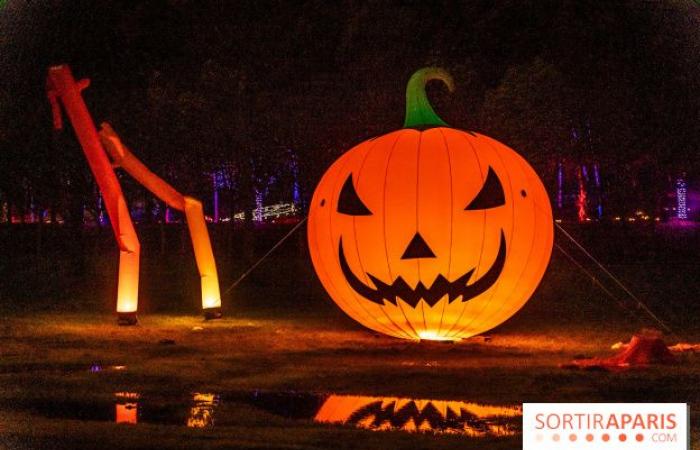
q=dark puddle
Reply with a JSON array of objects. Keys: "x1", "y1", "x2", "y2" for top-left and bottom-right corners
[
  {"x1": 0, "y1": 362, "x2": 128, "y2": 374},
  {"x1": 9, "y1": 390, "x2": 521, "y2": 437},
  {"x1": 12, "y1": 392, "x2": 219, "y2": 428}
]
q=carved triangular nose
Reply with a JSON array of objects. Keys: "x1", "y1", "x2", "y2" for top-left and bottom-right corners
[{"x1": 401, "y1": 232, "x2": 436, "y2": 260}]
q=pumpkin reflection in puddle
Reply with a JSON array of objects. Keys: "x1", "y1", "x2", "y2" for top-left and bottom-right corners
[{"x1": 314, "y1": 394, "x2": 521, "y2": 436}]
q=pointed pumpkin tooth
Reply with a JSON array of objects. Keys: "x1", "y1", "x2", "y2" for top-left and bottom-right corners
[
  {"x1": 368, "y1": 273, "x2": 389, "y2": 290},
  {"x1": 455, "y1": 269, "x2": 475, "y2": 286}
]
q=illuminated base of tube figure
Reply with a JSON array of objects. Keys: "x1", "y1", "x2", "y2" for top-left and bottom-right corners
[
  {"x1": 117, "y1": 312, "x2": 138, "y2": 326},
  {"x1": 203, "y1": 307, "x2": 222, "y2": 321}
]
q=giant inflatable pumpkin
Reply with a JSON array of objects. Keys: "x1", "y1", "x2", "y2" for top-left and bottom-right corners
[{"x1": 308, "y1": 67, "x2": 553, "y2": 341}]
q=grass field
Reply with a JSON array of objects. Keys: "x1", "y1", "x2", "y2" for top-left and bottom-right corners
[
  {"x1": 1, "y1": 309, "x2": 699, "y2": 449},
  {"x1": 1, "y1": 223, "x2": 698, "y2": 449}
]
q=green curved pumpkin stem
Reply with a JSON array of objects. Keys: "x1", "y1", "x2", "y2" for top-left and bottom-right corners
[{"x1": 403, "y1": 67, "x2": 455, "y2": 129}]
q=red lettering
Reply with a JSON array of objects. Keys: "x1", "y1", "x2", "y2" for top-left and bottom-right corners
[
  {"x1": 547, "y1": 414, "x2": 561, "y2": 429},
  {"x1": 593, "y1": 414, "x2": 604, "y2": 429},
  {"x1": 607, "y1": 414, "x2": 620, "y2": 429},
  {"x1": 667, "y1": 413, "x2": 676, "y2": 429},
  {"x1": 563, "y1": 414, "x2": 573, "y2": 429},
  {"x1": 632, "y1": 414, "x2": 646, "y2": 429},
  {"x1": 535, "y1": 413, "x2": 545, "y2": 430},
  {"x1": 647, "y1": 414, "x2": 659, "y2": 429},
  {"x1": 621, "y1": 414, "x2": 632, "y2": 428}
]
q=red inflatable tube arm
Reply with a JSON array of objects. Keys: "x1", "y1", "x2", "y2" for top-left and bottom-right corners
[{"x1": 46, "y1": 65, "x2": 140, "y2": 317}]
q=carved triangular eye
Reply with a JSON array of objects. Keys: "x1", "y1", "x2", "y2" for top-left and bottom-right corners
[
  {"x1": 465, "y1": 167, "x2": 506, "y2": 210},
  {"x1": 338, "y1": 174, "x2": 372, "y2": 215}
]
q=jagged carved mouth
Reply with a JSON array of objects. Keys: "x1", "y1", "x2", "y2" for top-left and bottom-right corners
[{"x1": 339, "y1": 231, "x2": 506, "y2": 308}]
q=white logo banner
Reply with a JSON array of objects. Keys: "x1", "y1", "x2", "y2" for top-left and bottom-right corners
[{"x1": 523, "y1": 403, "x2": 688, "y2": 450}]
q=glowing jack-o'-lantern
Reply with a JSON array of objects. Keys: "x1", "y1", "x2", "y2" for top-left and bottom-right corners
[{"x1": 308, "y1": 67, "x2": 553, "y2": 341}]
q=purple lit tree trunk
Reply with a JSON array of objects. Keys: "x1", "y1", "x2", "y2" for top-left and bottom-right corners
[{"x1": 577, "y1": 166, "x2": 588, "y2": 222}]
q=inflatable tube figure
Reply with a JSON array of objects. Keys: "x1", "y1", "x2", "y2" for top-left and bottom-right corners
[
  {"x1": 47, "y1": 64, "x2": 222, "y2": 324},
  {"x1": 99, "y1": 124, "x2": 222, "y2": 318}
]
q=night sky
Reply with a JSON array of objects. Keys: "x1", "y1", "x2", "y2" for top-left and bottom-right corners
[{"x1": 1, "y1": 0, "x2": 698, "y2": 219}]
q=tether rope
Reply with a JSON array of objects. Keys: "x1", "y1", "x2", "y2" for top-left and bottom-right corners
[
  {"x1": 554, "y1": 242, "x2": 645, "y2": 324},
  {"x1": 554, "y1": 222, "x2": 675, "y2": 335},
  {"x1": 222, "y1": 217, "x2": 307, "y2": 296}
]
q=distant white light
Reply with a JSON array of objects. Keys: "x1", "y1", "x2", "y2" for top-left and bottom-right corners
[{"x1": 232, "y1": 202, "x2": 298, "y2": 221}]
